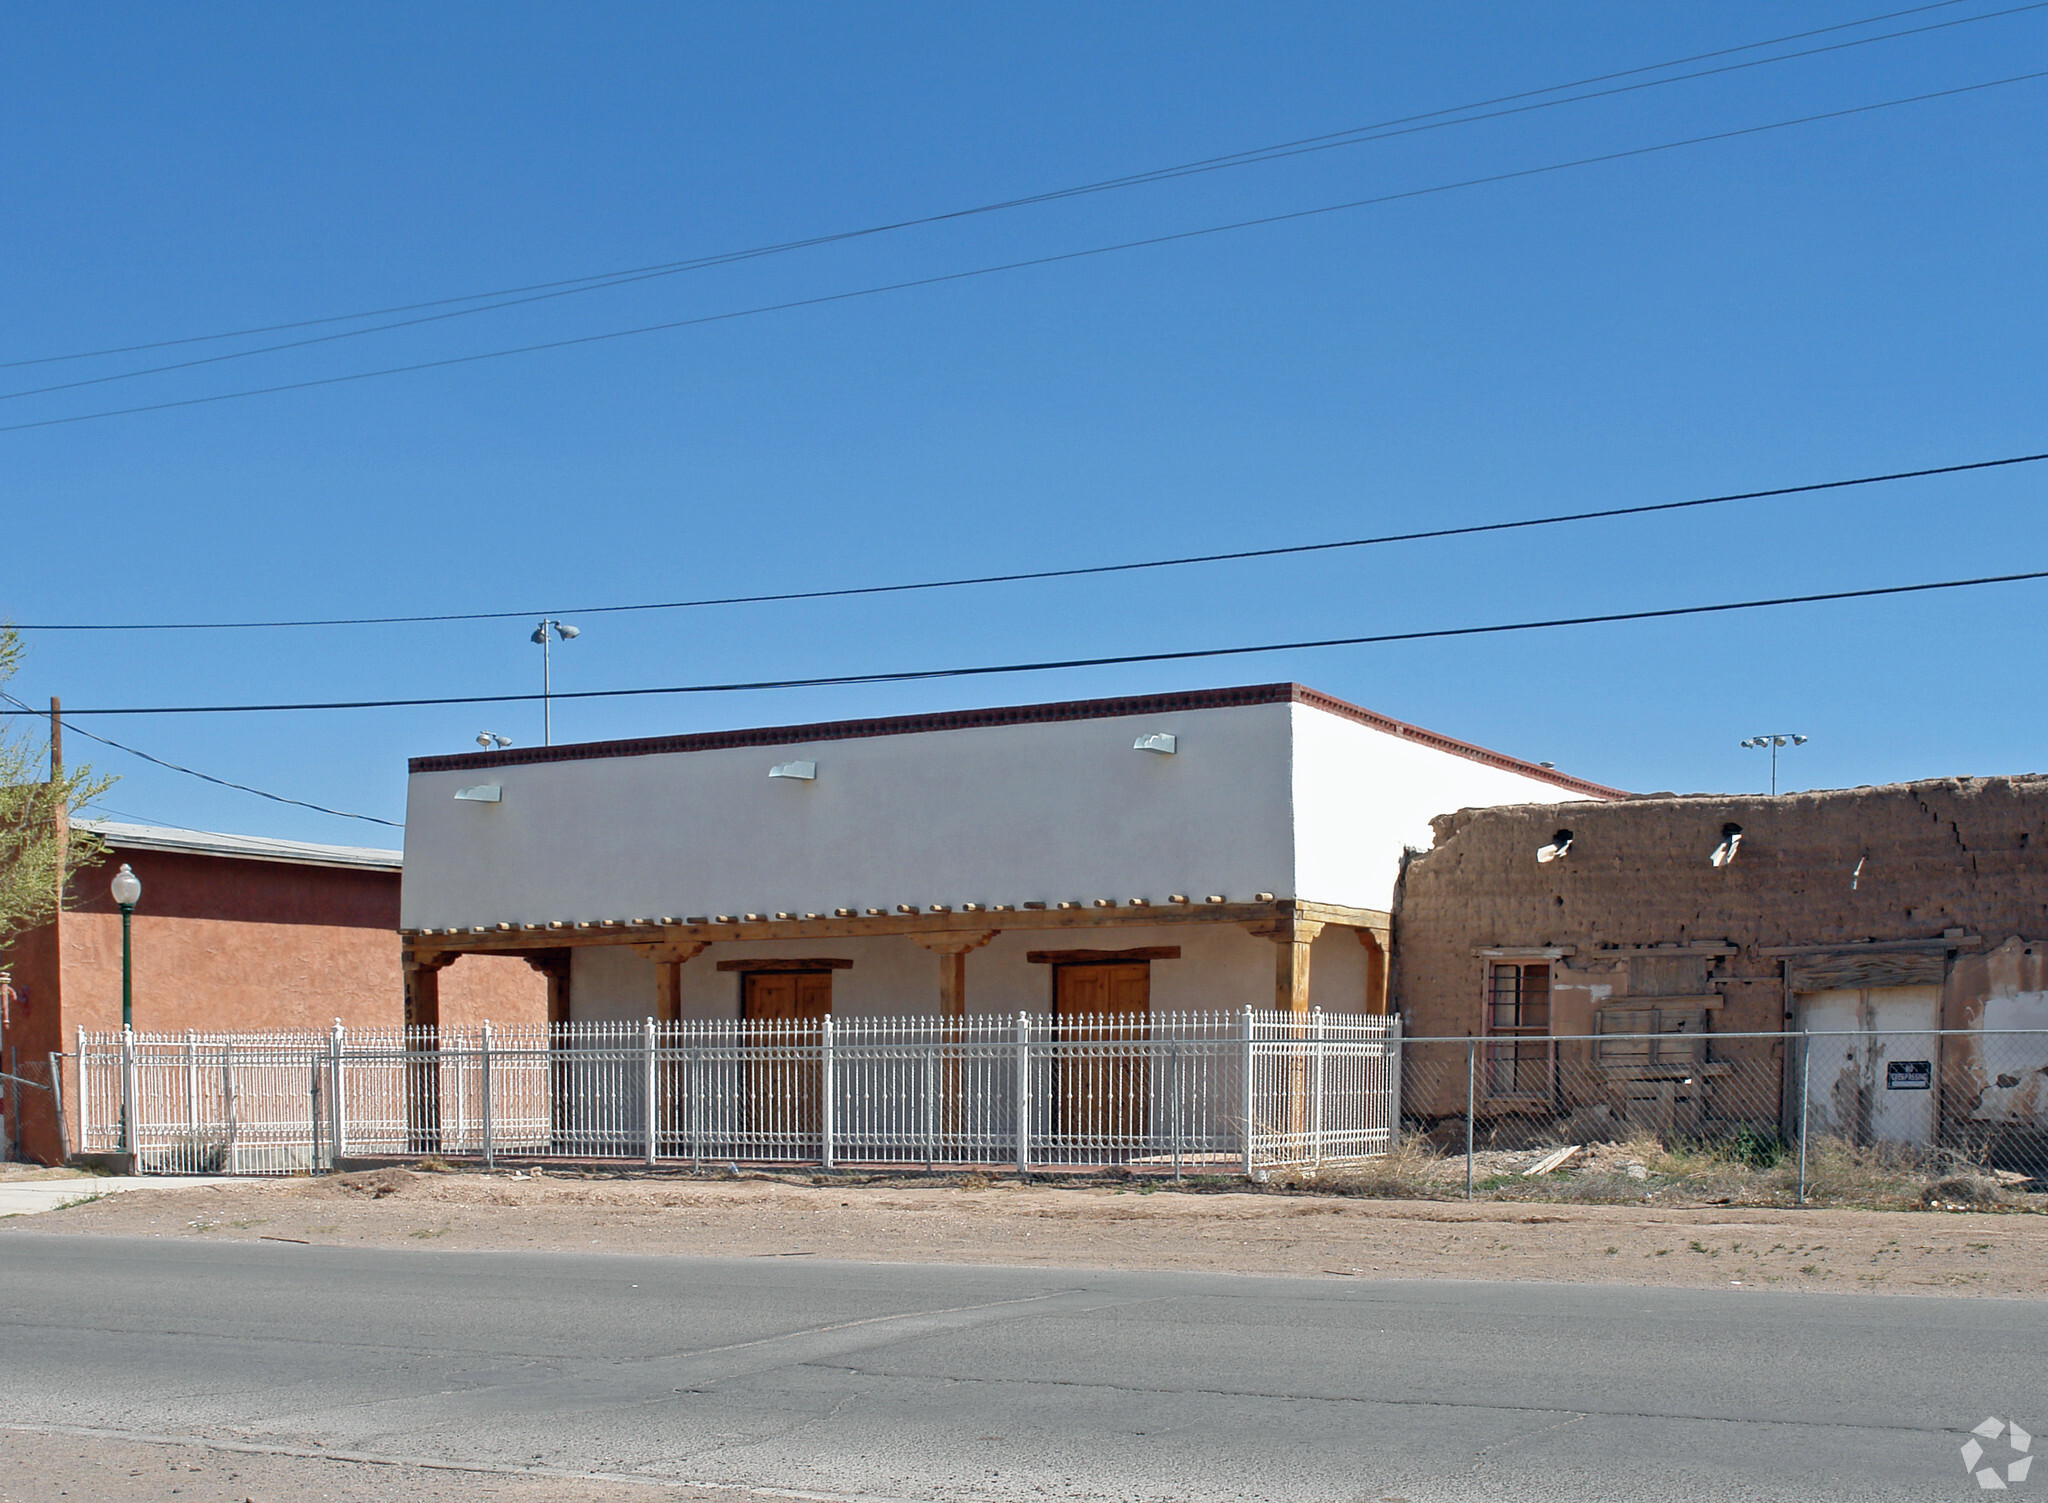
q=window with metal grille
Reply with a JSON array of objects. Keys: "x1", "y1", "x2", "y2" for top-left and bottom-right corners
[{"x1": 1486, "y1": 961, "x2": 1552, "y2": 1098}]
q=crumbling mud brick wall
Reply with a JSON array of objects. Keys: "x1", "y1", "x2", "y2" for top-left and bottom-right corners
[{"x1": 1391, "y1": 776, "x2": 2048, "y2": 1127}]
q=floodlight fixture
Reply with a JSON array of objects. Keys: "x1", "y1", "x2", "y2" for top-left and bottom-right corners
[
  {"x1": 530, "y1": 619, "x2": 581, "y2": 746},
  {"x1": 1739, "y1": 731, "x2": 1808, "y2": 794}
]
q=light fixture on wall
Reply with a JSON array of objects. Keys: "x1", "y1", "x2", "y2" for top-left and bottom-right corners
[
  {"x1": 475, "y1": 732, "x2": 512, "y2": 749},
  {"x1": 454, "y1": 784, "x2": 503, "y2": 803},
  {"x1": 1133, "y1": 732, "x2": 1177, "y2": 754},
  {"x1": 1536, "y1": 829, "x2": 1574, "y2": 864},
  {"x1": 1710, "y1": 823, "x2": 1743, "y2": 868},
  {"x1": 768, "y1": 760, "x2": 817, "y2": 781}
]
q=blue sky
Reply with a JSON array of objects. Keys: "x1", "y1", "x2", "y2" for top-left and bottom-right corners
[{"x1": 4, "y1": 2, "x2": 2045, "y2": 843}]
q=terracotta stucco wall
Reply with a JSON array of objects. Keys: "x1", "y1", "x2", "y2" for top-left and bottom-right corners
[
  {"x1": 0, "y1": 924, "x2": 65, "y2": 1164},
  {"x1": 2, "y1": 847, "x2": 546, "y2": 1163},
  {"x1": 437, "y1": 952, "x2": 549, "y2": 1030},
  {"x1": 58, "y1": 851, "x2": 406, "y2": 1035}
]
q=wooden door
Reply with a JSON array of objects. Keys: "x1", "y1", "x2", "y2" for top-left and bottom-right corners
[
  {"x1": 1054, "y1": 963, "x2": 1149, "y2": 1140},
  {"x1": 742, "y1": 972, "x2": 832, "y2": 1149},
  {"x1": 743, "y1": 971, "x2": 832, "y2": 1022}
]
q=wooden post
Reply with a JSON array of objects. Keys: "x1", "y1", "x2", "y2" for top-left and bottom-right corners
[
  {"x1": 1243, "y1": 918, "x2": 1324, "y2": 1148},
  {"x1": 909, "y1": 932, "x2": 997, "y2": 1014},
  {"x1": 49, "y1": 698, "x2": 67, "y2": 913},
  {"x1": 1276, "y1": 932, "x2": 1315, "y2": 1015},
  {"x1": 631, "y1": 942, "x2": 707, "y2": 1155},
  {"x1": 402, "y1": 950, "x2": 455, "y2": 1154},
  {"x1": 404, "y1": 951, "x2": 450, "y2": 1030},
  {"x1": 521, "y1": 951, "x2": 573, "y2": 1027},
  {"x1": 632, "y1": 941, "x2": 709, "y2": 1025},
  {"x1": 938, "y1": 950, "x2": 967, "y2": 1019},
  {"x1": 910, "y1": 932, "x2": 998, "y2": 1143},
  {"x1": 1356, "y1": 927, "x2": 1391, "y2": 1015}
]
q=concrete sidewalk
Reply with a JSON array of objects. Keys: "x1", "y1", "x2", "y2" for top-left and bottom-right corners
[{"x1": 0, "y1": 1175, "x2": 242, "y2": 1217}]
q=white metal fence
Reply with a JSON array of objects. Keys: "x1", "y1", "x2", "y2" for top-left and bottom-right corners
[{"x1": 75, "y1": 1009, "x2": 1401, "y2": 1176}]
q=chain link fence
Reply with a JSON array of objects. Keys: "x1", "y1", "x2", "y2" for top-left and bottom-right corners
[{"x1": 1373, "y1": 1029, "x2": 2048, "y2": 1207}]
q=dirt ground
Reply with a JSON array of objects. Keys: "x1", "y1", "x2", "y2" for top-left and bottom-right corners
[
  {"x1": 8, "y1": 1163, "x2": 2046, "y2": 1297},
  {"x1": 0, "y1": 1429, "x2": 787, "y2": 1503}
]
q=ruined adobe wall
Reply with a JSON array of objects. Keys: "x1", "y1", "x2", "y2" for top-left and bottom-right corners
[{"x1": 1392, "y1": 774, "x2": 2048, "y2": 1040}]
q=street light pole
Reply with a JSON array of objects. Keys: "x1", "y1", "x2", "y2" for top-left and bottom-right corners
[
  {"x1": 1739, "y1": 733, "x2": 1808, "y2": 795},
  {"x1": 530, "y1": 619, "x2": 580, "y2": 747},
  {"x1": 110, "y1": 863, "x2": 141, "y2": 1030}
]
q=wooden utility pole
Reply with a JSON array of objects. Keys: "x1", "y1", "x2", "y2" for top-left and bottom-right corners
[{"x1": 50, "y1": 697, "x2": 67, "y2": 906}]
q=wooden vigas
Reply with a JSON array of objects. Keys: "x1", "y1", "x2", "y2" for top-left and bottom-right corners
[{"x1": 1054, "y1": 962, "x2": 1150, "y2": 1141}]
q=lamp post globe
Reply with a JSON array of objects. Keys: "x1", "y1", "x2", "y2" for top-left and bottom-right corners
[{"x1": 111, "y1": 863, "x2": 141, "y2": 1029}]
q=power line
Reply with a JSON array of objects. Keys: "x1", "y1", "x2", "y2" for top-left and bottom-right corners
[
  {"x1": 48, "y1": 565, "x2": 2048, "y2": 717},
  {"x1": 7, "y1": 2, "x2": 2033, "y2": 407},
  {"x1": 1, "y1": 692, "x2": 401, "y2": 824},
  {"x1": 0, "y1": 0, "x2": 1988, "y2": 375},
  {"x1": 6, "y1": 67, "x2": 2044, "y2": 438},
  {"x1": 16, "y1": 448, "x2": 2047, "y2": 632}
]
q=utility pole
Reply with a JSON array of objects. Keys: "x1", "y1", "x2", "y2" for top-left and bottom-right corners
[{"x1": 50, "y1": 697, "x2": 66, "y2": 906}]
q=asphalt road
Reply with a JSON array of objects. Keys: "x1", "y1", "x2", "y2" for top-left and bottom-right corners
[{"x1": 0, "y1": 1234, "x2": 2036, "y2": 1502}]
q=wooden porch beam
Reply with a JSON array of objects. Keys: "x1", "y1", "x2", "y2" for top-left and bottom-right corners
[{"x1": 400, "y1": 897, "x2": 1387, "y2": 956}]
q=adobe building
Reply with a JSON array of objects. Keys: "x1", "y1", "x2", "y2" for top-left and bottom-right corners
[
  {"x1": 1, "y1": 819, "x2": 545, "y2": 1163},
  {"x1": 1391, "y1": 776, "x2": 2048, "y2": 1158},
  {"x1": 397, "y1": 684, "x2": 1620, "y2": 1029}
]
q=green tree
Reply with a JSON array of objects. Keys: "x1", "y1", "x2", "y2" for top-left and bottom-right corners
[{"x1": 1, "y1": 626, "x2": 113, "y2": 945}]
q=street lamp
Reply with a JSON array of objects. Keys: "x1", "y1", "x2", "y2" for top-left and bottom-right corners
[
  {"x1": 1740, "y1": 733, "x2": 1808, "y2": 796},
  {"x1": 529, "y1": 619, "x2": 580, "y2": 747},
  {"x1": 110, "y1": 863, "x2": 141, "y2": 1030}
]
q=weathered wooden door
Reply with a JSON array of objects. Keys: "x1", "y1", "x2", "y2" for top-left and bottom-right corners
[
  {"x1": 1054, "y1": 963, "x2": 1150, "y2": 1140},
  {"x1": 742, "y1": 971, "x2": 832, "y2": 1150}
]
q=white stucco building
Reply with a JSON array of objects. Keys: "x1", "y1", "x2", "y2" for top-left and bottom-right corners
[{"x1": 398, "y1": 683, "x2": 1620, "y2": 1029}]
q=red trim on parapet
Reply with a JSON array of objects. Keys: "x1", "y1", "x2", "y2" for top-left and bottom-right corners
[{"x1": 408, "y1": 682, "x2": 1628, "y2": 801}]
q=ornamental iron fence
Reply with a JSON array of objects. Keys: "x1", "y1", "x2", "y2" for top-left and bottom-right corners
[{"x1": 74, "y1": 1009, "x2": 1399, "y2": 1177}]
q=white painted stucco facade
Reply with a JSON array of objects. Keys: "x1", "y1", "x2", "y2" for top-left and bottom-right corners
[{"x1": 400, "y1": 684, "x2": 1618, "y2": 1024}]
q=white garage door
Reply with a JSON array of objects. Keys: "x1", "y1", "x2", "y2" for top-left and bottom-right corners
[{"x1": 1795, "y1": 987, "x2": 1939, "y2": 1148}]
